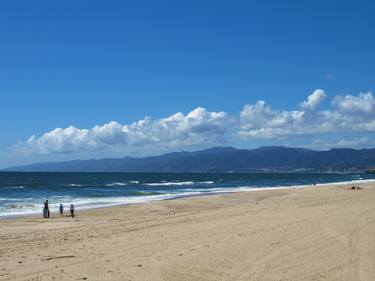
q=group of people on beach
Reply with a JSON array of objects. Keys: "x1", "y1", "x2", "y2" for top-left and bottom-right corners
[{"x1": 43, "y1": 200, "x2": 75, "y2": 218}]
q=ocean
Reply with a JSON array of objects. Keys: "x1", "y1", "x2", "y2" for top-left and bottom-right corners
[{"x1": 1, "y1": 172, "x2": 374, "y2": 218}]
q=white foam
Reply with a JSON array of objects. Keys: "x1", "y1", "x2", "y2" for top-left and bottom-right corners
[
  {"x1": 105, "y1": 182, "x2": 128, "y2": 186},
  {"x1": 144, "y1": 181, "x2": 194, "y2": 186},
  {"x1": 312, "y1": 178, "x2": 375, "y2": 187},
  {"x1": 144, "y1": 181, "x2": 214, "y2": 186}
]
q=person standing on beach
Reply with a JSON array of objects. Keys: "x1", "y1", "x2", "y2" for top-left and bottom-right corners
[
  {"x1": 70, "y1": 203, "x2": 75, "y2": 218},
  {"x1": 43, "y1": 200, "x2": 50, "y2": 218},
  {"x1": 59, "y1": 204, "x2": 64, "y2": 216},
  {"x1": 43, "y1": 201, "x2": 47, "y2": 218}
]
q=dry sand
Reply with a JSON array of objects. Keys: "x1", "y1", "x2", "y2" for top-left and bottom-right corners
[{"x1": 0, "y1": 182, "x2": 374, "y2": 281}]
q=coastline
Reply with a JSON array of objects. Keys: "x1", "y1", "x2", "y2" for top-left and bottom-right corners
[
  {"x1": 1, "y1": 181, "x2": 374, "y2": 280},
  {"x1": 1, "y1": 178, "x2": 375, "y2": 220}
]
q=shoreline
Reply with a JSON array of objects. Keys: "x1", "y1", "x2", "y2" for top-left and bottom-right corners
[{"x1": 2, "y1": 178, "x2": 375, "y2": 221}]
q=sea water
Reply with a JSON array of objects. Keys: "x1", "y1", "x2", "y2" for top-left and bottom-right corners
[{"x1": 1, "y1": 172, "x2": 374, "y2": 218}]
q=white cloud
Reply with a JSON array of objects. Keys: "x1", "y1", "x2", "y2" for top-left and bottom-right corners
[
  {"x1": 300, "y1": 89, "x2": 326, "y2": 110},
  {"x1": 22, "y1": 107, "x2": 230, "y2": 154},
  {"x1": 239, "y1": 100, "x2": 305, "y2": 138},
  {"x1": 332, "y1": 92, "x2": 375, "y2": 115},
  {"x1": 238, "y1": 91, "x2": 375, "y2": 139},
  {"x1": 16, "y1": 90, "x2": 375, "y2": 155}
]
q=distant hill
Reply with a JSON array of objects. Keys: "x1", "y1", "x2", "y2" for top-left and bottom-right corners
[{"x1": 4, "y1": 146, "x2": 375, "y2": 172}]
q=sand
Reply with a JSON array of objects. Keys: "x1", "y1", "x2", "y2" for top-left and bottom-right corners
[{"x1": 0, "y1": 182, "x2": 374, "y2": 281}]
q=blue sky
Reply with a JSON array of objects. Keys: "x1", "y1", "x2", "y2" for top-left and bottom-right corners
[{"x1": 0, "y1": 0, "x2": 374, "y2": 168}]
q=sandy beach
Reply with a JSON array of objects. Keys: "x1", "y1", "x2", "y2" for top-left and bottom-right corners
[{"x1": 0, "y1": 182, "x2": 374, "y2": 281}]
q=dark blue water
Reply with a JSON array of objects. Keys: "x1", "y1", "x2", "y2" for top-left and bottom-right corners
[{"x1": 1, "y1": 172, "x2": 374, "y2": 217}]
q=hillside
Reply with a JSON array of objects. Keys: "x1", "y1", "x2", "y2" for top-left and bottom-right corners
[{"x1": 4, "y1": 146, "x2": 375, "y2": 172}]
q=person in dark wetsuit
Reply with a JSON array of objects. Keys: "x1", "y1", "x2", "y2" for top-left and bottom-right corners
[
  {"x1": 70, "y1": 203, "x2": 75, "y2": 218},
  {"x1": 43, "y1": 200, "x2": 50, "y2": 218},
  {"x1": 59, "y1": 204, "x2": 64, "y2": 216},
  {"x1": 43, "y1": 201, "x2": 47, "y2": 218}
]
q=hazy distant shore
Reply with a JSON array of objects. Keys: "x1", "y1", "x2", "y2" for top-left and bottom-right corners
[{"x1": 5, "y1": 146, "x2": 375, "y2": 173}]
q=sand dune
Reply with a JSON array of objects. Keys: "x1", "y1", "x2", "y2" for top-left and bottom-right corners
[{"x1": 0, "y1": 183, "x2": 374, "y2": 281}]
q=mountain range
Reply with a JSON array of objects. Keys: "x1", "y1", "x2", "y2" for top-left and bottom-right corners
[{"x1": 3, "y1": 146, "x2": 375, "y2": 172}]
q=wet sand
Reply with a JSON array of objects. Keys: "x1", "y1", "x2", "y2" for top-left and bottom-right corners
[{"x1": 0, "y1": 182, "x2": 374, "y2": 281}]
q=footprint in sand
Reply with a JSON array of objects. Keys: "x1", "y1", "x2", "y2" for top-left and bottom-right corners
[{"x1": 26, "y1": 276, "x2": 43, "y2": 281}]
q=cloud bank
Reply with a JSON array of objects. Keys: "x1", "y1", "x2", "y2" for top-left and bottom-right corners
[
  {"x1": 18, "y1": 90, "x2": 375, "y2": 155},
  {"x1": 21, "y1": 107, "x2": 230, "y2": 154}
]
